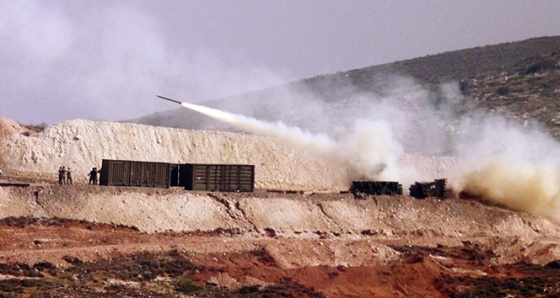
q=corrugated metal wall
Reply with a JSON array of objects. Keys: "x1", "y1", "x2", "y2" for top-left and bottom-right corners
[
  {"x1": 100, "y1": 159, "x2": 171, "y2": 188},
  {"x1": 99, "y1": 160, "x2": 254, "y2": 192},
  {"x1": 183, "y1": 164, "x2": 254, "y2": 192}
]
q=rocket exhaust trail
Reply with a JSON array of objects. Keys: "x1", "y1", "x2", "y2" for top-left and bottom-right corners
[
  {"x1": 155, "y1": 95, "x2": 401, "y2": 183},
  {"x1": 180, "y1": 101, "x2": 243, "y2": 126},
  {"x1": 157, "y1": 95, "x2": 337, "y2": 159},
  {"x1": 156, "y1": 95, "x2": 241, "y2": 125}
]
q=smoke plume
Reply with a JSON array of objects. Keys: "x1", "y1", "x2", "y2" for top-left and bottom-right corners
[
  {"x1": 176, "y1": 76, "x2": 560, "y2": 221},
  {"x1": 179, "y1": 100, "x2": 403, "y2": 184},
  {"x1": 454, "y1": 157, "x2": 560, "y2": 219},
  {"x1": 450, "y1": 113, "x2": 560, "y2": 219},
  {"x1": 0, "y1": 1, "x2": 286, "y2": 125}
]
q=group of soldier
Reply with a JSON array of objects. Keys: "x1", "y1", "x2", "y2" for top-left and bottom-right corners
[
  {"x1": 58, "y1": 167, "x2": 101, "y2": 185},
  {"x1": 57, "y1": 166, "x2": 73, "y2": 185}
]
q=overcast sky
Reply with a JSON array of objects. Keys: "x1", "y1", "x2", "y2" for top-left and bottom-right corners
[{"x1": 2, "y1": 0, "x2": 560, "y2": 125}]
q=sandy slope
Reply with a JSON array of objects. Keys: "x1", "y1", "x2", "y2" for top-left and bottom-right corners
[
  {"x1": 0, "y1": 119, "x2": 468, "y2": 190},
  {"x1": 0, "y1": 119, "x2": 555, "y2": 243},
  {"x1": 0, "y1": 117, "x2": 30, "y2": 140}
]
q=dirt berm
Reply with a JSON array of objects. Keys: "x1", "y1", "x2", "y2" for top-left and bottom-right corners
[
  {"x1": 0, "y1": 119, "x2": 462, "y2": 190},
  {"x1": 1, "y1": 184, "x2": 560, "y2": 265},
  {"x1": 0, "y1": 119, "x2": 350, "y2": 190}
]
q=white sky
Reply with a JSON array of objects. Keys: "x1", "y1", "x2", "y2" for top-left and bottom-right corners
[{"x1": 1, "y1": 0, "x2": 560, "y2": 124}]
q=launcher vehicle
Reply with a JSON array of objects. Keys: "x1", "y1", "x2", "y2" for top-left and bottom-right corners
[
  {"x1": 350, "y1": 181, "x2": 403, "y2": 198},
  {"x1": 350, "y1": 179, "x2": 447, "y2": 199},
  {"x1": 409, "y1": 179, "x2": 447, "y2": 199}
]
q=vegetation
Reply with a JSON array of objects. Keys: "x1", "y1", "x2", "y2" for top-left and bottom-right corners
[
  {"x1": 437, "y1": 265, "x2": 560, "y2": 298},
  {"x1": 0, "y1": 216, "x2": 139, "y2": 231},
  {"x1": 0, "y1": 250, "x2": 324, "y2": 297}
]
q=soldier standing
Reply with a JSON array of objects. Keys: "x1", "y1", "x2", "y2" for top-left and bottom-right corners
[
  {"x1": 58, "y1": 167, "x2": 64, "y2": 185},
  {"x1": 88, "y1": 167, "x2": 100, "y2": 185},
  {"x1": 62, "y1": 166, "x2": 67, "y2": 184},
  {"x1": 66, "y1": 168, "x2": 73, "y2": 185}
]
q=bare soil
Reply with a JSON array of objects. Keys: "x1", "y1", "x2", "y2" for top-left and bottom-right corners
[
  {"x1": 0, "y1": 183, "x2": 560, "y2": 298},
  {"x1": 0, "y1": 216, "x2": 559, "y2": 297}
]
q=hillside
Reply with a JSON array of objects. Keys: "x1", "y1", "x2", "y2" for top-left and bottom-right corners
[
  {"x1": 132, "y1": 36, "x2": 560, "y2": 141},
  {"x1": 0, "y1": 120, "x2": 559, "y2": 297}
]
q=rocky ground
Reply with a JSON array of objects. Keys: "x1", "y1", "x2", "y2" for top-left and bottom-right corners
[{"x1": 1, "y1": 118, "x2": 560, "y2": 297}]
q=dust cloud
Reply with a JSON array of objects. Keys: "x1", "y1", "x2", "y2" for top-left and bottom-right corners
[
  {"x1": 454, "y1": 157, "x2": 560, "y2": 219},
  {"x1": 451, "y1": 114, "x2": 560, "y2": 220}
]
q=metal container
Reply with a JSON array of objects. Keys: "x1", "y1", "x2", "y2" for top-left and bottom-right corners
[
  {"x1": 100, "y1": 159, "x2": 171, "y2": 188},
  {"x1": 182, "y1": 163, "x2": 254, "y2": 192}
]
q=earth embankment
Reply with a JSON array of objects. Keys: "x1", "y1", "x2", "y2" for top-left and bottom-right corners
[
  {"x1": 0, "y1": 120, "x2": 350, "y2": 190},
  {"x1": 2, "y1": 184, "x2": 560, "y2": 266},
  {"x1": 0, "y1": 119, "x2": 465, "y2": 190}
]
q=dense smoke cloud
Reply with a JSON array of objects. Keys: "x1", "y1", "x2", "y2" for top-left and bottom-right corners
[
  {"x1": 178, "y1": 77, "x2": 560, "y2": 220},
  {"x1": 455, "y1": 157, "x2": 560, "y2": 219},
  {"x1": 177, "y1": 77, "x2": 449, "y2": 185}
]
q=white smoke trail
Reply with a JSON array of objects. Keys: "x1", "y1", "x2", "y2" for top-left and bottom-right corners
[
  {"x1": 181, "y1": 102, "x2": 336, "y2": 155},
  {"x1": 180, "y1": 101, "x2": 403, "y2": 183}
]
